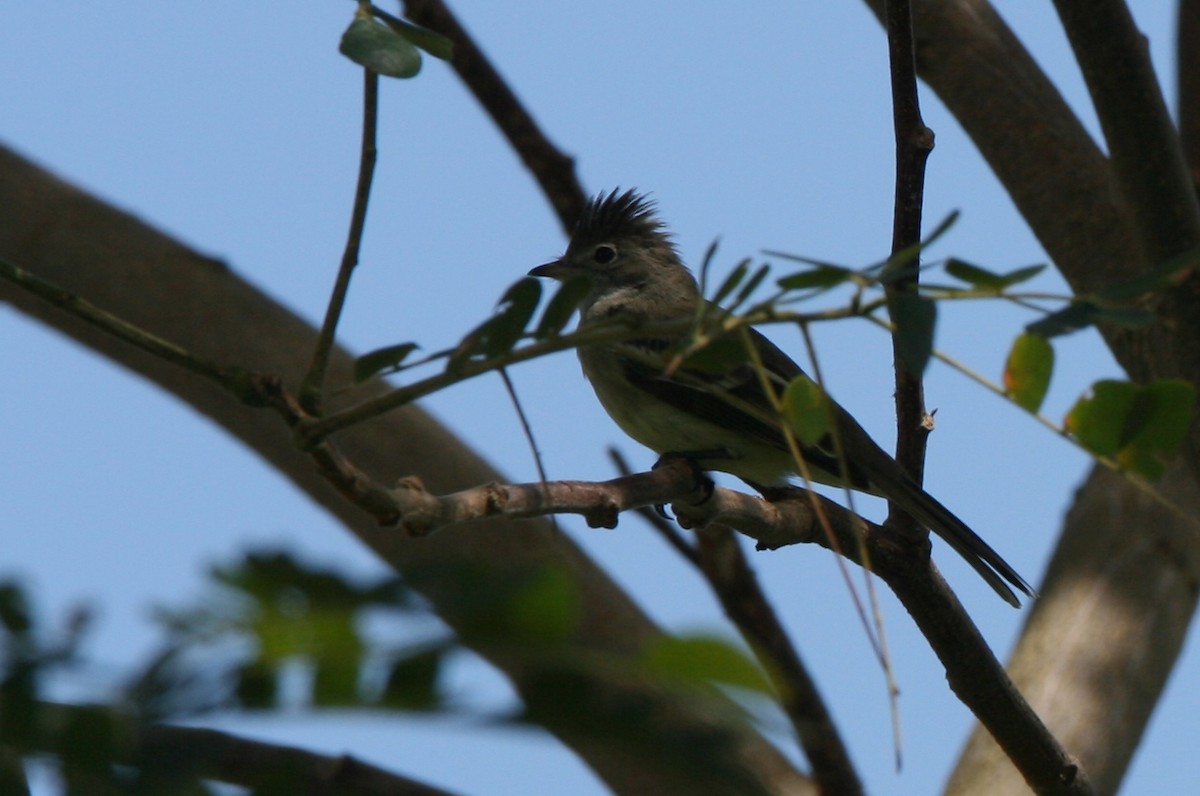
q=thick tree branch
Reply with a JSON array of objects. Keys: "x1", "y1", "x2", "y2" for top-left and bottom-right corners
[
  {"x1": 1053, "y1": 0, "x2": 1200, "y2": 264},
  {"x1": 947, "y1": 462, "x2": 1200, "y2": 795}
]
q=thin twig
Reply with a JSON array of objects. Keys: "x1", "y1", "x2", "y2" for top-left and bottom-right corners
[
  {"x1": 883, "y1": 0, "x2": 934, "y2": 502},
  {"x1": 301, "y1": 68, "x2": 380, "y2": 414},
  {"x1": 0, "y1": 257, "x2": 256, "y2": 399}
]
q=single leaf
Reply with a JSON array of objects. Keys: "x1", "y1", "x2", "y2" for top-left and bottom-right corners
[
  {"x1": 381, "y1": 646, "x2": 445, "y2": 710},
  {"x1": 945, "y1": 259, "x2": 1046, "y2": 290},
  {"x1": 1000, "y1": 263, "x2": 1048, "y2": 287},
  {"x1": 641, "y1": 635, "x2": 772, "y2": 695},
  {"x1": 1066, "y1": 380, "x2": 1137, "y2": 456},
  {"x1": 354, "y1": 342, "x2": 420, "y2": 383},
  {"x1": 377, "y1": 14, "x2": 453, "y2": 60},
  {"x1": 504, "y1": 566, "x2": 580, "y2": 644},
  {"x1": 534, "y1": 275, "x2": 590, "y2": 339},
  {"x1": 1096, "y1": 246, "x2": 1200, "y2": 302},
  {"x1": 235, "y1": 661, "x2": 277, "y2": 708},
  {"x1": 945, "y1": 258, "x2": 1005, "y2": 288},
  {"x1": 1003, "y1": 332, "x2": 1054, "y2": 412},
  {"x1": 1028, "y1": 301, "x2": 1155, "y2": 339},
  {"x1": 1026, "y1": 302, "x2": 1097, "y2": 339},
  {"x1": 339, "y1": 15, "x2": 422, "y2": 78},
  {"x1": 485, "y1": 277, "x2": 542, "y2": 358},
  {"x1": 1117, "y1": 380, "x2": 1195, "y2": 480},
  {"x1": 711, "y1": 259, "x2": 750, "y2": 305},
  {"x1": 681, "y1": 335, "x2": 747, "y2": 375},
  {"x1": 776, "y1": 265, "x2": 855, "y2": 291},
  {"x1": 730, "y1": 263, "x2": 771, "y2": 310},
  {"x1": 888, "y1": 292, "x2": 936, "y2": 376},
  {"x1": 783, "y1": 375, "x2": 830, "y2": 445},
  {"x1": 1066, "y1": 379, "x2": 1195, "y2": 481},
  {"x1": 0, "y1": 581, "x2": 32, "y2": 636},
  {"x1": 880, "y1": 210, "x2": 960, "y2": 283},
  {"x1": 312, "y1": 657, "x2": 361, "y2": 706}
]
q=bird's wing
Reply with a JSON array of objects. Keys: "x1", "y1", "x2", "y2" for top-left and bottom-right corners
[{"x1": 614, "y1": 327, "x2": 875, "y2": 491}]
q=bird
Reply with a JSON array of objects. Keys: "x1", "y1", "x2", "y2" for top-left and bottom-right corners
[{"x1": 528, "y1": 189, "x2": 1033, "y2": 606}]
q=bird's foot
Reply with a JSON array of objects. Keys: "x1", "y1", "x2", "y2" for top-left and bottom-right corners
[{"x1": 651, "y1": 450, "x2": 724, "y2": 516}]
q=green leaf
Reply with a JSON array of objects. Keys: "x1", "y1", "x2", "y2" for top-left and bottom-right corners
[
  {"x1": 641, "y1": 635, "x2": 772, "y2": 695},
  {"x1": 782, "y1": 376, "x2": 830, "y2": 445},
  {"x1": 505, "y1": 567, "x2": 580, "y2": 644},
  {"x1": 312, "y1": 656, "x2": 361, "y2": 706},
  {"x1": 339, "y1": 15, "x2": 423, "y2": 78},
  {"x1": 681, "y1": 335, "x2": 747, "y2": 375},
  {"x1": 534, "y1": 275, "x2": 590, "y2": 339},
  {"x1": 880, "y1": 210, "x2": 960, "y2": 283},
  {"x1": 1001, "y1": 263, "x2": 1049, "y2": 287},
  {"x1": 235, "y1": 661, "x2": 277, "y2": 708},
  {"x1": 778, "y1": 264, "x2": 856, "y2": 291},
  {"x1": 376, "y1": 14, "x2": 454, "y2": 61},
  {"x1": 1096, "y1": 246, "x2": 1200, "y2": 302},
  {"x1": 354, "y1": 342, "x2": 420, "y2": 383},
  {"x1": 730, "y1": 263, "x2": 771, "y2": 310},
  {"x1": 888, "y1": 292, "x2": 936, "y2": 375},
  {"x1": 485, "y1": 278, "x2": 542, "y2": 358},
  {"x1": 381, "y1": 646, "x2": 447, "y2": 710},
  {"x1": 1003, "y1": 333, "x2": 1054, "y2": 413},
  {"x1": 1027, "y1": 300, "x2": 1155, "y2": 339},
  {"x1": 945, "y1": 258, "x2": 1046, "y2": 290},
  {"x1": 775, "y1": 265, "x2": 855, "y2": 291},
  {"x1": 0, "y1": 581, "x2": 31, "y2": 636},
  {"x1": 1066, "y1": 379, "x2": 1195, "y2": 481},
  {"x1": 711, "y1": 259, "x2": 750, "y2": 305}
]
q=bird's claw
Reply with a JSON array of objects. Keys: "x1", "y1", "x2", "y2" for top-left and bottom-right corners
[{"x1": 652, "y1": 450, "x2": 721, "y2": 508}]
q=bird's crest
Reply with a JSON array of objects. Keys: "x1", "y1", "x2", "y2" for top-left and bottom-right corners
[{"x1": 572, "y1": 189, "x2": 670, "y2": 248}]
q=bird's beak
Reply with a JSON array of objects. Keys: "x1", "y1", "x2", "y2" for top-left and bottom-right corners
[{"x1": 528, "y1": 258, "x2": 573, "y2": 280}]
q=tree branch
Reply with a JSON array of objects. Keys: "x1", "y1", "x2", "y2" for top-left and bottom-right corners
[
  {"x1": 16, "y1": 699, "x2": 459, "y2": 796},
  {"x1": 882, "y1": 0, "x2": 935, "y2": 537},
  {"x1": 383, "y1": 464, "x2": 1088, "y2": 793},
  {"x1": 1053, "y1": 0, "x2": 1200, "y2": 264}
]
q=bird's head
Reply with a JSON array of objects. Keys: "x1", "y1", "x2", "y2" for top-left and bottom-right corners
[{"x1": 529, "y1": 189, "x2": 698, "y2": 318}]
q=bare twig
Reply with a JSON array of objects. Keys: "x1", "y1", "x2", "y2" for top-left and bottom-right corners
[
  {"x1": 882, "y1": 0, "x2": 934, "y2": 512},
  {"x1": 301, "y1": 68, "x2": 380, "y2": 413},
  {"x1": 0, "y1": 256, "x2": 257, "y2": 400}
]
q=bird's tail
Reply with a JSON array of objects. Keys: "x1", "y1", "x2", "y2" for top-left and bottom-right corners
[{"x1": 881, "y1": 472, "x2": 1035, "y2": 607}]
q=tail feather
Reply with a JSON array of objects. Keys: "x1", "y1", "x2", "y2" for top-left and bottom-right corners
[{"x1": 883, "y1": 473, "x2": 1034, "y2": 607}]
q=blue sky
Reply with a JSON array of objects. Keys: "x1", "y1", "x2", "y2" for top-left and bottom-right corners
[{"x1": 1, "y1": 2, "x2": 1193, "y2": 794}]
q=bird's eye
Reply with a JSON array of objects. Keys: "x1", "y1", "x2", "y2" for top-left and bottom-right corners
[{"x1": 592, "y1": 244, "x2": 617, "y2": 265}]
